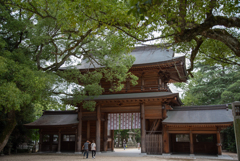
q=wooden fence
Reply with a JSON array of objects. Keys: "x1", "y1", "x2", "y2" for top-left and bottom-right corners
[{"x1": 146, "y1": 134, "x2": 162, "y2": 154}]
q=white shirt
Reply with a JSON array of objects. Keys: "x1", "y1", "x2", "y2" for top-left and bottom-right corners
[{"x1": 91, "y1": 143, "x2": 96, "y2": 150}]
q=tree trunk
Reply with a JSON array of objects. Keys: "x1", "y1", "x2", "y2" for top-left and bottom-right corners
[{"x1": 0, "y1": 110, "x2": 16, "y2": 152}]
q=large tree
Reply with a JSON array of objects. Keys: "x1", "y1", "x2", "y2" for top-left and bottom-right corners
[{"x1": 0, "y1": 0, "x2": 139, "y2": 151}]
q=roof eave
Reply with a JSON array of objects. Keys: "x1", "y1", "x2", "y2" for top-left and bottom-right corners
[
  {"x1": 162, "y1": 122, "x2": 233, "y2": 125},
  {"x1": 24, "y1": 123, "x2": 79, "y2": 129}
]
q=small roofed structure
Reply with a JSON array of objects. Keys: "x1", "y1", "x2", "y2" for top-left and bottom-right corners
[
  {"x1": 25, "y1": 111, "x2": 78, "y2": 128},
  {"x1": 163, "y1": 105, "x2": 233, "y2": 124},
  {"x1": 162, "y1": 105, "x2": 233, "y2": 155}
]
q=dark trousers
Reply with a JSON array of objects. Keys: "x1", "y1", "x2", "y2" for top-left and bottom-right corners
[
  {"x1": 83, "y1": 150, "x2": 89, "y2": 158},
  {"x1": 92, "y1": 150, "x2": 96, "y2": 157}
]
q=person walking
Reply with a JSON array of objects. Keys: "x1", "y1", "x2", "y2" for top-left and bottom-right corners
[
  {"x1": 123, "y1": 139, "x2": 126, "y2": 150},
  {"x1": 91, "y1": 140, "x2": 96, "y2": 159},
  {"x1": 82, "y1": 140, "x2": 91, "y2": 159},
  {"x1": 137, "y1": 142, "x2": 140, "y2": 150}
]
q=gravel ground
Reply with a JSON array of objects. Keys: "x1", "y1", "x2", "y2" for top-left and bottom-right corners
[
  {"x1": 0, "y1": 153, "x2": 237, "y2": 161},
  {"x1": 0, "y1": 155, "x2": 221, "y2": 161},
  {"x1": 0, "y1": 149, "x2": 237, "y2": 161}
]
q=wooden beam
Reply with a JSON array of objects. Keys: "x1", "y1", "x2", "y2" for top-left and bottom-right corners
[
  {"x1": 76, "y1": 107, "x2": 82, "y2": 153},
  {"x1": 141, "y1": 103, "x2": 146, "y2": 153},
  {"x1": 192, "y1": 131, "x2": 218, "y2": 134},
  {"x1": 145, "y1": 116, "x2": 162, "y2": 119},
  {"x1": 96, "y1": 105, "x2": 101, "y2": 152},
  {"x1": 100, "y1": 106, "x2": 140, "y2": 113},
  {"x1": 168, "y1": 130, "x2": 218, "y2": 134}
]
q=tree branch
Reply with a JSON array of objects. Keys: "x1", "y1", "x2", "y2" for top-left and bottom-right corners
[
  {"x1": 175, "y1": 16, "x2": 240, "y2": 42},
  {"x1": 202, "y1": 29, "x2": 240, "y2": 57},
  {"x1": 187, "y1": 37, "x2": 204, "y2": 77}
]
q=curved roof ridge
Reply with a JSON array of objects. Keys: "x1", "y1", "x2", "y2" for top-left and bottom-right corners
[{"x1": 59, "y1": 47, "x2": 184, "y2": 70}]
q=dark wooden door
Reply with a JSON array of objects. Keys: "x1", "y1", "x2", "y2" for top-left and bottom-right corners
[
  {"x1": 193, "y1": 134, "x2": 218, "y2": 154},
  {"x1": 61, "y1": 134, "x2": 76, "y2": 152},
  {"x1": 146, "y1": 134, "x2": 162, "y2": 154}
]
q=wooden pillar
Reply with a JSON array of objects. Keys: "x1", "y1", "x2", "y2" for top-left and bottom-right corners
[
  {"x1": 190, "y1": 130, "x2": 194, "y2": 154},
  {"x1": 57, "y1": 130, "x2": 61, "y2": 153},
  {"x1": 217, "y1": 129, "x2": 222, "y2": 155},
  {"x1": 38, "y1": 130, "x2": 42, "y2": 153},
  {"x1": 76, "y1": 107, "x2": 82, "y2": 154},
  {"x1": 87, "y1": 121, "x2": 90, "y2": 140},
  {"x1": 96, "y1": 105, "x2": 101, "y2": 152},
  {"x1": 111, "y1": 130, "x2": 114, "y2": 151},
  {"x1": 140, "y1": 103, "x2": 146, "y2": 153},
  {"x1": 163, "y1": 125, "x2": 169, "y2": 153},
  {"x1": 104, "y1": 113, "x2": 108, "y2": 151}
]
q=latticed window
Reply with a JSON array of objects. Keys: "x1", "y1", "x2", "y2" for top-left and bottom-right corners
[
  {"x1": 236, "y1": 105, "x2": 240, "y2": 116},
  {"x1": 176, "y1": 134, "x2": 190, "y2": 142},
  {"x1": 63, "y1": 135, "x2": 75, "y2": 141},
  {"x1": 53, "y1": 135, "x2": 58, "y2": 143},
  {"x1": 43, "y1": 135, "x2": 50, "y2": 142}
]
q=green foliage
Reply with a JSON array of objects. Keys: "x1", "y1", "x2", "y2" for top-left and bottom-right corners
[
  {"x1": 114, "y1": 128, "x2": 141, "y2": 144},
  {"x1": 133, "y1": 128, "x2": 141, "y2": 143},
  {"x1": 222, "y1": 127, "x2": 236, "y2": 153},
  {"x1": 0, "y1": 0, "x2": 142, "y2": 151},
  {"x1": 4, "y1": 0, "x2": 140, "y2": 110},
  {"x1": 174, "y1": 63, "x2": 240, "y2": 105},
  {"x1": 82, "y1": 101, "x2": 96, "y2": 111}
]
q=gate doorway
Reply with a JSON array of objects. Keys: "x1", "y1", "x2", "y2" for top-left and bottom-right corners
[{"x1": 109, "y1": 113, "x2": 163, "y2": 155}]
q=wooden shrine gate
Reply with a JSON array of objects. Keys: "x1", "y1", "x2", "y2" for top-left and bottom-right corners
[{"x1": 146, "y1": 134, "x2": 162, "y2": 154}]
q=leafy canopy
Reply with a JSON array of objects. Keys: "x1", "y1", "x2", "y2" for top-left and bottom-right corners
[
  {"x1": 174, "y1": 63, "x2": 240, "y2": 106},
  {"x1": 124, "y1": 0, "x2": 240, "y2": 77}
]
